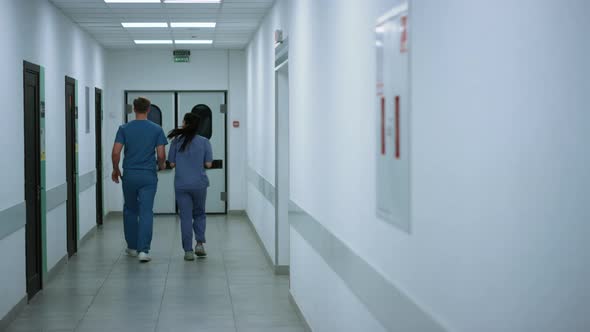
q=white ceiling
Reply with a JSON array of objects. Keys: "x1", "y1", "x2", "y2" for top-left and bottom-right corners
[{"x1": 49, "y1": 0, "x2": 275, "y2": 49}]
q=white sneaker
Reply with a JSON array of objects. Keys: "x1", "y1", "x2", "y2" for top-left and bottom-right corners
[
  {"x1": 184, "y1": 251, "x2": 195, "y2": 261},
  {"x1": 138, "y1": 252, "x2": 151, "y2": 263},
  {"x1": 125, "y1": 248, "x2": 138, "y2": 257},
  {"x1": 195, "y1": 244, "x2": 207, "y2": 257}
]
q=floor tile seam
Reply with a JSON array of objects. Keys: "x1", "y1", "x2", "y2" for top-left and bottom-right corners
[
  {"x1": 72, "y1": 246, "x2": 124, "y2": 332},
  {"x1": 218, "y1": 219, "x2": 239, "y2": 332},
  {"x1": 153, "y1": 223, "x2": 176, "y2": 332}
]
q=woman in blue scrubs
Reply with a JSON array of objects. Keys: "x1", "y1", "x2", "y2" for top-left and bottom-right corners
[{"x1": 167, "y1": 113, "x2": 213, "y2": 260}]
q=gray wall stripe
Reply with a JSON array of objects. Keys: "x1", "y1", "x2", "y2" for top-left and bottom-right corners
[
  {"x1": 79, "y1": 170, "x2": 96, "y2": 192},
  {"x1": 246, "y1": 165, "x2": 445, "y2": 330},
  {"x1": 289, "y1": 201, "x2": 446, "y2": 332},
  {"x1": 0, "y1": 202, "x2": 26, "y2": 240},
  {"x1": 47, "y1": 184, "x2": 67, "y2": 212},
  {"x1": 1, "y1": 171, "x2": 97, "y2": 240},
  {"x1": 247, "y1": 167, "x2": 275, "y2": 207}
]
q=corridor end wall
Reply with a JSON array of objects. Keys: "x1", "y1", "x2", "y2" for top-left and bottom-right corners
[{"x1": 104, "y1": 50, "x2": 247, "y2": 214}]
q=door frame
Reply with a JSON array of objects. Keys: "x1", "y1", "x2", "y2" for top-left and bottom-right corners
[
  {"x1": 23, "y1": 61, "x2": 43, "y2": 299},
  {"x1": 274, "y1": 38, "x2": 290, "y2": 272},
  {"x1": 65, "y1": 76, "x2": 78, "y2": 257},
  {"x1": 95, "y1": 88, "x2": 103, "y2": 226},
  {"x1": 123, "y1": 90, "x2": 229, "y2": 214}
]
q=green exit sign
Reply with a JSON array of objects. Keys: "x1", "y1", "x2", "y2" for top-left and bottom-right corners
[
  {"x1": 174, "y1": 56, "x2": 190, "y2": 63},
  {"x1": 173, "y1": 49, "x2": 190, "y2": 63}
]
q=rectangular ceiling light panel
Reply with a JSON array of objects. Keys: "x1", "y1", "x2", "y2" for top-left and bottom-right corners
[
  {"x1": 175, "y1": 40, "x2": 213, "y2": 44},
  {"x1": 164, "y1": 0, "x2": 221, "y2": 3},
  {"x1": 170, "y1": 22, "x2": 216, "y2": 28},
  {"x1": 122, "y1": 22, "x2": 168, "y2": 28},
  {"x1": 134, "y1": 40, "x2": 173, "y2": 44},
  {"x1": 105, "y1": 0, "x2": 161, "y2": 3}
]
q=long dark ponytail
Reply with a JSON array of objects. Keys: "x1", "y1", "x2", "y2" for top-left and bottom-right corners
[{"x1": 168, "y1": 113, "x2": 200, "y2": 151}]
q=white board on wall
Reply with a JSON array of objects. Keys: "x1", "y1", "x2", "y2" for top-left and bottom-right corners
[{"x1": 376, "y1": 2, "x2": 411, "y2": 233}]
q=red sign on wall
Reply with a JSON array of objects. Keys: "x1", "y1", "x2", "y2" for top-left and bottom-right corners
[
  {"x1": 400, "y1": 15, "x2": 408, "y2": 53},
  {"x1": 381, "y1": 97, "x2": 386, "y2": 155},
  {"x1": 376, "y1": 2, "x2": 411, "y2": 231},
  {"x1": 395, "y1": 96, "x2": 400, "y2": 159}
]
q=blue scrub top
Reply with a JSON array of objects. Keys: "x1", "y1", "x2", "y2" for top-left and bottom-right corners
[
  {"x1": 115, "y1": 120, "x2": 168, "y2": 172},
  {"x1": 168, "y1": 136, "x2": 213, "y2": 190}
]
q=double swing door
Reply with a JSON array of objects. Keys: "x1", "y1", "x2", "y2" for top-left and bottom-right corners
[{"x1": 125, "y1": 91, "x2": 226, "y2": 214}]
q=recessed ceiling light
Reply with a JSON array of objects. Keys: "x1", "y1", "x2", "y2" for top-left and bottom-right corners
[
  {"x1": 123, "y1": 22, "x2": 168, "y2": 28},
  {"x1": 175, "y1": 40, "x2": 213, "y2": 44},
  {"x1": 134, "y1": 40, "x2": 173, "y2": 44},
  {"x1": 170, "y1": 22, "x2": 216, "y2": 28},
  {"x1": 105, "y1": 0, "x2": 161, "y2": 3},
  {"x1": 164, "y1": 0, "x2": 221, "y2": 3}
]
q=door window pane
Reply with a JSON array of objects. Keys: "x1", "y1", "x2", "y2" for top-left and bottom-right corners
[
  {"x1": 148, "y1": 104, "x2": 163, "y2": 126},
  {"x1": 191, "y1": 104, "x2": 212, "y2": 139}
]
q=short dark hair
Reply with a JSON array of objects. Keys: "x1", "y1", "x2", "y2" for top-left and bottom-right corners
[{"x1": 133, "y1": 97, "x2": 151, "y2": 114}]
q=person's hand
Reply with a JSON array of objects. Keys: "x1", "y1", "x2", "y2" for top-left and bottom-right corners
[{"x1": 112, "y1": 169, "x2": 122, "y2": 183}]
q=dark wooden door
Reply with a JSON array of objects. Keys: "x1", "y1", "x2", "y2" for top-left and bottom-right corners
[
  {"x1": 65, "y1": 77, "x2": 78, "y2": 257},
  {"x1": 95, "y1": 88, "x2": 103, "y2": 226},
  {"x1": 24, "y1": 62, "x2": 42, "y2": 299}
]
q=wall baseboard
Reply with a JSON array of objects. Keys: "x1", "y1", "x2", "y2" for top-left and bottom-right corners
[
  {"x1": 289, "y1": 292, "x2": 312, "y2": 332},
  {"x1": 275, "y1": 265, "x2": 290, "y2": 275},
  {"x1": 243, "y1": 212, "x2": 291, "y2": 274},
  {"x1": 0, "y1": 296, "x2": 27, "y2": 331},
  {"x1": 45, "y1": 224, "x2": 97, "y2": 286},
  {"x1": 228, "y1": 210, "x2": 246, "y2": 216},
  {"x1": 244, "y1": 212, "x2": 276, "y2": 268},
  {"x1": 43, "y1": 254, "x2": 68, "y2": 285},
  {"x1": 79, "y1": 225, "x2": 97, "y2": 246},
  {"x1": 105, "y1": 211, "x2": 123, "y2": 218}
]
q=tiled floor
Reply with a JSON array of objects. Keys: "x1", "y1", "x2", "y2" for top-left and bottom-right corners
[{"x1": 6, "y1": 214, "x2": 304, "y2": 332}]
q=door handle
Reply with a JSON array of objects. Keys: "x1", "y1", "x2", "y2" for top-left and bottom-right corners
[{"x1": 211, "y1": 160, "x2": 223, "y2": 169}]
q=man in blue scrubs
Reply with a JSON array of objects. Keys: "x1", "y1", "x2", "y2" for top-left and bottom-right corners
[{"x1": 111, "y1": 97, "x2": 168, "y2": 263}]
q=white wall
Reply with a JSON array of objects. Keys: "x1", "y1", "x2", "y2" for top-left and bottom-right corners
[
  {"x1": 104, "y1": 49, "x2": 247, "y2": 213},
  {"x1": 0, "y1": 0, "x2": 105, "y2": 319},
  {"x1": 228, "y1": 52, "x2": 248, "y2": 211},
  {"x1": 79, "y1": 187, "x2": 97, "y2": 239},
  {"x1": 247, "y1": 0, "x2": 590, "y2": 331},
  {"x1": 0, "y1": 230, "x2": 26, "y2": 321},
  {"x1": 46, "y1": 205, "x2": 67, "y2": 270},
  {"x1": 276, "y1": 68, "x2": 290, "y2": 265},
  {"x1": 245, "y1": 0, "x2": 290, "y2": 265}
]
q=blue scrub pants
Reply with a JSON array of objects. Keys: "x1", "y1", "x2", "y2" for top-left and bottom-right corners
[
  {"x1": 122, "y1": 170, "x2": 158, "y2": 254},
  {"x1": 175, "y1": 188, "x2": 207, "y2": 252}
]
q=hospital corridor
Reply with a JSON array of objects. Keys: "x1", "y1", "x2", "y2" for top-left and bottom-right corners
[{"x1": 0, "y1": 0, "x2": 589, "y2": 331}]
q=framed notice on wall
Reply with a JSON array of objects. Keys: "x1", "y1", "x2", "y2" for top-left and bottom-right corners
[{"x1": 376, "y1": 2, "x2": 411, "y2": 233}]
